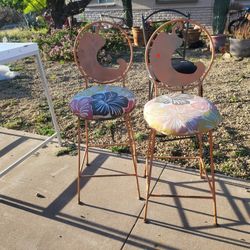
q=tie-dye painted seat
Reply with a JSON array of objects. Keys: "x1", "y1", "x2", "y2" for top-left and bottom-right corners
[
  {"x1": 143, "y1": 18, "x2": 221, "y2": 225},
  {"x1": 144, "y1": 93, "x2": 221, "y2": 136},
  {"x1": 70, "y1": 21, "x2": 141, "y2": 204}
]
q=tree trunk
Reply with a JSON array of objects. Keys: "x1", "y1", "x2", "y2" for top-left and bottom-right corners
[
  {"x1": 47, "y1": 0, "x2": 92, "y2": 28},
  {"x1": 122, "y1": 0, "x2": 133, "y2": 28}
]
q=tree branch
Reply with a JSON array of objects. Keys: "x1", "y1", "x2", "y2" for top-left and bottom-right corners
[{"x1": 63, "y1": 0, "x2": 92, "y2": 16}]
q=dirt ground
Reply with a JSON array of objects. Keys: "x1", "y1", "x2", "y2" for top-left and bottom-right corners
[{"x1": 0, "y1": 47, "x2": 249, "y2": 179}]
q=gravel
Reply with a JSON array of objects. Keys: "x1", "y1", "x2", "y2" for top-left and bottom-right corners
[{"x1": 0, "y1": 47, "x2": 249, "y2": 179}]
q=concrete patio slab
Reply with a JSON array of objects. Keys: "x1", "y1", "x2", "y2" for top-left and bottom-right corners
[
  {"x1": 0, "y1": 128, "x2": 48, "y2": 171},
  {"x1": 123, "y1": 166, "x2": 250, "y2": 250},
  {"x1": 0, "y1": 128, "x2": 249, "y2": 250},
  {"x1": 0, "y1": 128, "x2": 163, "y2": 250}
]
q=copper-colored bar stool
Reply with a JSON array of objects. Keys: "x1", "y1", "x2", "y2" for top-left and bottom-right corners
[
  {"x1": 69, "y1": 21, "x2": 141, "y2": 204},
  {"x1": 143, "y1": 18, "x2": 222, "y2": 225}
]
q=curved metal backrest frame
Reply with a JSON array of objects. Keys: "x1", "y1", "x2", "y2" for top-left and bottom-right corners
[
  {"x1": 145, "y1": 18, "x2": 215, "y2": 93},
  {"x1": 74, "y1": 21, "x2": 133, "y2": 85},
  {"x1": 142, "y1": 9, "x2": 190, "y2": 50}
]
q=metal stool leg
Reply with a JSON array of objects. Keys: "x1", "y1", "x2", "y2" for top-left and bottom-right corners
[
  {"x1": 85, "y1": 120, "x2": 89, "y2": 166},
  {"x1": 144, "y1": 129, "x2": 156, "y2": 222},
  {"x1": 77, "y1": 117, "x2": 81, "y2": 204},
  {"x1": 197, "y1": 133, "x2": 205, "y2": 179},
  {"x1": 77, "y1": 118, "x2": 90, "y2": 204},
  {"x1": 209, "y1": 131, "x2": 218, "y2": 226},
  {"x1": 125, "y1": 114, "x2": 141, "y2": 200}
]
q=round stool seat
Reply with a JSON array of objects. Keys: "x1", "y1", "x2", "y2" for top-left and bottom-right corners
[
  {"x1": 144, "y1": 93, "x2": 221, "y2": 135},
  {"x1": 70, "y1": 85, "x2": 136, "y2": 120}
]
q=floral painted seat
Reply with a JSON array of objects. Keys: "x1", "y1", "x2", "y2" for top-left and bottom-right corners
[
  {"x1": 70, "y1": 85, "x2": 136, "y2": 120},
  {"x1": 144, "y1": 93, "x2": 221, "y2": 136}
]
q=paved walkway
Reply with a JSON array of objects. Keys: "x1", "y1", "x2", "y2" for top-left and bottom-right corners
[{"x1": 0, "y1": 128, "x2": 249, "y2": 249}]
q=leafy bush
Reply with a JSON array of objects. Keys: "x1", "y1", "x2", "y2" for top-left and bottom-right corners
[
  {"x1": 35, "y1": 28, "x2": 79, "y2": 61},
  {"x1": 0, "y1": 26, "x2": 78, "y2": 61},
  {"x1": 102, "y1": 29, "x2": 128, "y2": 52},
  {"x1": 0, "y1": 24, "x2": 130, "y2": 62}
]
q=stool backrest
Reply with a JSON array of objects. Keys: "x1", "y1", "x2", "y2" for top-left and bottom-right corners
[
  {"x1": 74, "y1": 21, "x2": 133, "y2": 86},
  {"x1": 145, "y1": 18, "x2": 215, "y2": 92}
]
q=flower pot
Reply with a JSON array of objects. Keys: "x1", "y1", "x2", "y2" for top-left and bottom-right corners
[
  {"x1": 230, "y1": 38, "x2": 250, "y2": 57},
  {"x1": 210, "y1": 34, "x2": 227, "y2": 52},
  {"x1": 132, "y1": 26, "x2": 143, "y2": 47},
  {"x1": 186, "y1": 28, "x2": 201, "y2": 46}
]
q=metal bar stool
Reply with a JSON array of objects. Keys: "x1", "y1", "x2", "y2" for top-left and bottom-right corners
[
  {"x1": 69, "y1": 21, "x2": 141, "y2": 204},
  {"x1": 143, "y1": 18, "x2": 221, "y2": 225}
]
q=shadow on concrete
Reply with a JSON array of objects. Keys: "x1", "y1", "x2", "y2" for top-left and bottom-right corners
[{"x1": 1, "y1": 130, "x2": 249, "y2": 249}]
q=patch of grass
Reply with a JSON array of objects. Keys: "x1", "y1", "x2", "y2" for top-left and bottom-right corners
[
  {"x1": 56, "y1": 147, "x2": 71, "y2": 156},
  {"x1": 0, "y1": 100, "x2": 18, "y2": 109},
  {"x1": 38, "y1": 101, "x2": 49, "y2": 111},
  {"x1": 56, "y1": 144, "x2": 77, "y2": 156},
  {"x1": 54, "y1": 99, "x2": 68, "y2": 109},
  {"x1": 36, "y1": 125, "x2": 54, "y2": 136},
  {"x1": 135, "y1": 132, "x2": 147, "y2": 142},
  {"x1": 9, "y1": 64, "x2": 24, "y2": 72},
  {"x1": 106, "y1": 121, "x2": 116, "y2": 130},
  {"x1": 221, "y1": 161, "x2": 233, "y2": 172},
  {"x1": 35, "y1": 112, "x2": 51, "y2": 124},
  {"x1": 190, "y1": 136, "x2": 200, "y2": 150},
  {"x1": 229, "y1": 95, "x2": 239, "y2": 103},
  {"x1": 110, "y1": 146, "x2": 130, "y2": 154},
  {"x1": 93, "y1": 127, "x2": 106, "y2": 138},
  {"x1": 234, "y1": 147, "x2": 249, "y2": 157},
  {"x1": 4, "y1": 118, "x2": 23, "y2": 129},
  {"x1": 0, "y1": 27, "x2": 48, "y2": 42},
  {"x1": 171, "y1": 144, "x2": 182, "y2": 157},
  {"x1": 49, "y1": 74, "x2": 57, "y2": 81},
  {"x1": 213, "y1": 150, "x2": 227, "y2": 162},
  {"x1": 106, "y1": 121, "x2": 116, "y2": 141}
]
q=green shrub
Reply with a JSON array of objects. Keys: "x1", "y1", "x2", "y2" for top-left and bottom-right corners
[
  {"x1": 102, "y1": 29, "x2": 128, "y2": 52},
  {"x1": 0, "y1": 25, "x2": 129, "y2": 62},
  {"x1": 35, "y1": 28, "x2": 79, "y2": 61}
]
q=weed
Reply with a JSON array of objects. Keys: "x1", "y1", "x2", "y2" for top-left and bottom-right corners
[
  {"x1": 106, "y1": 121, "x2": 116, "y2": 130},
  {"x1": 93, "y1": 127, "x2": 106, "y2": 138},
  {"x1": 234, "y1": 147, "x2": 249, "y2": 157},
  {"x1": 190, "y1": 136, "x2": 199, "y2": 150},
  {"x1": 106, "y1": 121, "x2": 116, "y2": 141},
  {"x1": 56, "y1": 147, "x2": 71, "y2": 156},
  {"x1": 36, "y1": 125, "x2": 54, "y2": 136},
  {"x1": 49, "y1": 74, "x2": 57, "y2": 81},
  {"x1": 135, "y1": 132, "x2": 147, "y2": 142},
  {"x1": 221, "y1": 161, "x2": 234, "y2": 173},
  {"x1": 110, "y1": 146, "x2": 130, "y2": 154},
  {"x1": 229, "y1": 95, "x2": 239, "y2": 103},
  {"x1": 4, "y1": 118, "x2": 23, "y2": 129},
  {"x1": 56, "y1": 144, "x2": 77, "y2": 156},
  {"x1": 171, "y1": 144, "x2": 182, "y2": 157},
  {"x1": 35, "y1": 112, "x2": 51, "y2": 124}
]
